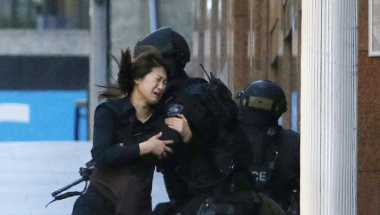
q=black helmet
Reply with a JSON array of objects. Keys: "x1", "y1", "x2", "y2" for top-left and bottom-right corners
[
  {"x1": 134, "y1": 27, "x2": 190, "y2": 70},
  {"x1": 236, "y1": 80, "x2": 287, "y2": 118}
]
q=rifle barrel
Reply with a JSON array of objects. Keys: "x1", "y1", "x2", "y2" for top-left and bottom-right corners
[{"x1": 51, "y1": 177, "x2": 85, "y2": 197}]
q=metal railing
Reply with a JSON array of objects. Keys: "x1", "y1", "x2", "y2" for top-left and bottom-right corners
[{"x1": 74, "y1": 99, "x2": 88, "y2": 140}]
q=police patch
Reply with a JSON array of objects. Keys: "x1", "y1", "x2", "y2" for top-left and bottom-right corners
[{"x1": 167, "y1": 103, "x2": 183, "y2": 116}]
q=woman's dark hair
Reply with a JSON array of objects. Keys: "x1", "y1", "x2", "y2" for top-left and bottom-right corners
[{"x1": 99, "y1": 46, "x2": 167, "y2": 100}]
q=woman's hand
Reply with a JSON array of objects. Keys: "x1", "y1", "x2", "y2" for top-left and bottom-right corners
[
  {"x1": 139, "y1": 132, "x2": 173, "y2": 159},
  {"x1": 165, "y1": 114, "x2": 192, "y2": 143}
]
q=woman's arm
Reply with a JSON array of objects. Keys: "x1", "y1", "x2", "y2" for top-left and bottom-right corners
[
  {"x1": 91, "y1": 104, "x2": 141, "y2": 165},
  {"x1": 139, "y1": 132, "x2": 174, "y2": 159},
  {"x1": 91, "y1": 104, "x2": 173, "y2": 166},
  {"x1": 165, "y1": 114, "x2": 192, "y2": 143}
]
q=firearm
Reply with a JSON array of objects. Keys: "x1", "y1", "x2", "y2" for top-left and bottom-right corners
[{"x1": 45, "y1": 160, "x2": 95, "y2": 207}]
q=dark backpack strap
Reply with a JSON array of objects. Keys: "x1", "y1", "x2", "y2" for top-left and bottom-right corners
[
  {"x1": 263, "y1": 126, "x2": 283, "y2": 183},
  {"x1": 247, "y1": 126, "x2": 283, "y2": 187}
]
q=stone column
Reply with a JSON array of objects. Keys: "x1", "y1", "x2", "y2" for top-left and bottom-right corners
[{"x1": 300, "y1": 0, "x2": 358, "y2": 214}]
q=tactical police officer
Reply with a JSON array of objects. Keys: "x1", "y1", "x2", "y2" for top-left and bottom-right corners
[
  {"x1": 236, "y1": 80, "x2": 300, "y2": 214},
  {"x1": 134, "y1": 27, "x2": 278, "y2": 215}
]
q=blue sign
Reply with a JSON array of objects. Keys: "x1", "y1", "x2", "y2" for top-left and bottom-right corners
[{"x1": 0, "y1": 90, "x2": 88, "y2": 142}]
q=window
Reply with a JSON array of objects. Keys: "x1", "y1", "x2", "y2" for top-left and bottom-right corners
[
  {"x1": 369, "y1": 0, "x2": 380, "y2": 56},
  {"x1": 0, "y1": 0, "x2": 89, "y2": 29}
]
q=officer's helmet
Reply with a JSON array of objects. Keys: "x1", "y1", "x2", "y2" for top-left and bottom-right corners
[
  {"x1": 236, "y1": 80, "x2": 287, "y2": 118},
  {"x1": 134, "y1": 27, "x2": 190, "y2": 71}
]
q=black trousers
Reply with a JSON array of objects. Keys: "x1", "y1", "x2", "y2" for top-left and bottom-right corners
[{"x1": 71, "y1": 186, "x2": 115, "y2": 215}]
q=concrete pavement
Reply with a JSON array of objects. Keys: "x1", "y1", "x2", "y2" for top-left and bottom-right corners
[{"x1": 0, "y1": 141, "x2": 169, "y2": 215}]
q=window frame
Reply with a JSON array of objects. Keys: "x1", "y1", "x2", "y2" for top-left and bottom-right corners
[{"x1": 369, "y1": 0, "x2": 380, "y2": 57}]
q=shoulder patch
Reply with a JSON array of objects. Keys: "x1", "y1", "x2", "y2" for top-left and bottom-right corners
[{"x1": 167, "y1": 103, "x2": 184, "y2": 116}]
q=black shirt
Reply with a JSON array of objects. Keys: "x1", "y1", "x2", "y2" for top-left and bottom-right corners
[{"x1": 89, "y1": 97, "x2": 181, "y2": 214}]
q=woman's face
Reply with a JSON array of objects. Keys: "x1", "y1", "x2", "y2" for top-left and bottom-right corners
[{"x1": 134, "y1": 66, "x2": 167, "y2": 105}]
